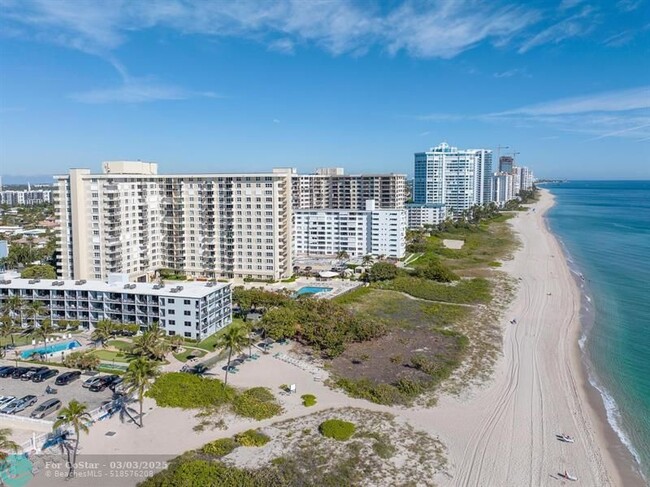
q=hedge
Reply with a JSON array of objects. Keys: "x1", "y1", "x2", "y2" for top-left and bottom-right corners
[{"x1": 319, "y1": 419, "x2": 356, "y2": 441}]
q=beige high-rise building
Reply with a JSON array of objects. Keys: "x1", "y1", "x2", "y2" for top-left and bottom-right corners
[
  {"x1": 291, "y1": 168, "x2": 407, "y2": 210},
  {"x1": 54, "y1": 162, "x2": 293, "y2": 282}
]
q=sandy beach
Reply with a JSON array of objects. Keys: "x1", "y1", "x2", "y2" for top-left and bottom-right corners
[{"x1": 31, "y1": 189, "x2": 643, "y2": 486}]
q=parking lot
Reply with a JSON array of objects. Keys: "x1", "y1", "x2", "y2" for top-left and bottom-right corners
[{"x1": 0, "y1": 363, "x2": 114, "y2": 421}]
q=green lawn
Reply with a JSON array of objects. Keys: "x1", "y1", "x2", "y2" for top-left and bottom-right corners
[
  {"x1": 91, "y1": 349, "x2": 131, "y2": 363},
  {"x1": 195, "y1": 318, "x2": 246, "y2": 351},
  {"x1": 107, "y1": 339, "x2": 133, "y2": 351},
  {"x1": 173, "y1": 347, "x2": 207, "y2": 362}
]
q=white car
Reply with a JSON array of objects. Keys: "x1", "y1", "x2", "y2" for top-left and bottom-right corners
[
  {"x1": 0, "y1": 396, "x2": 15, "y2": 407},
  {"x1": 82, "y1": 376, "x2": 102, "y2": 389}
]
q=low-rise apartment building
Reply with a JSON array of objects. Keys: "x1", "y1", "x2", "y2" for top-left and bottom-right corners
[
  {"x1": 293, "y1": 200, "x2": 406, "y2": 258},
  {"x1": 0, "y1": 276, "x2": 231, "y2": 340},
  {"x1": 405, "y1": 203, "x2": 448, "y2": 228}
]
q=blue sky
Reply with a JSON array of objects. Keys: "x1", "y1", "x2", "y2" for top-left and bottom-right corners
[{"x1": 0, "y1": 0, "x2": 649, "y2": 180}]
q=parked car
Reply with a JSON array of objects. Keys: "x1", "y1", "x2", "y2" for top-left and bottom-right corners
[
  {"x1": 108, "y1": 376, "x2": 124, "y2": 392},
  {"x1": 1, "y1": 395, "x2": 37, "y2": 414},
  {"x1": 89, "y1": 375, "x2": 119, "y2": 392},
  {"x1": 30, "y1": 399, "x2": 62, "y2": 419},
  {"x1": 11, "y1": 367, "x2": 32, "y2": 379},
  {"x1": 21, "y1": 367, "x2": 48, "y2": 381},
  {"x1": 0, "y1": 396, "x2": 15, "y2": 407},
  {"x1": 0, "y1": 366, "x2": 14, "y2": 374},
  {"x1": 82, "y1": 376, "x2": 102, "y2": 389},
  {"x1": 32, "y1": 369, "x2": 59, "y2": 383},
  {"x1": 0, "y1": 367, "x2": 16, "y2": 378},
  {"x1": 55, "y1": 371, "x2": 81, "y2": 386}
]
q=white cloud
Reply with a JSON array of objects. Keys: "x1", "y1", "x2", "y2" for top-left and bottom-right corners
[
  {"x1": 496, "y1": 86, "x2": 650, "y2": 115},
  {"x1": 414, "y1": 86, "x2": 650, "y2": 141},
  {"x1": 0, "y1": 0, "x2": 541, "y2": 59},
  {"x1": 519, "y1": 6, "x2": 596, "y2": 53},
  {"x1": 493, "y1": 68, "x2": 530, "y2": 78},
  {"x1": 70, "y1": 77, "x2": 217, "y2": 104}
]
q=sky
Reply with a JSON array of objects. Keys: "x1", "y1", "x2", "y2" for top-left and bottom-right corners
[{"x1": 0, "y1": 0, "x2": 649, "y2": 180}]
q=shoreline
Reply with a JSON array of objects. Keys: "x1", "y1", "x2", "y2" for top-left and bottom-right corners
[{"x1": 543, "y1": 190, "x2": 646, "y2": 485}]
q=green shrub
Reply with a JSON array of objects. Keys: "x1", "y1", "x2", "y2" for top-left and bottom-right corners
[
  {"x1": 231, "y1": 387, "x2": 282, "y2": 420},
  {"x1": 202, "y1": 438, "x2": 238, "y2": 457},
  {"x1": 234, "y1": 429, "x2": 270, "y2": 447},
  {"x1": 301, "y1": 394, "x2": 317, "y2": 407},
  {"x1": 146, "y1": 372, "x2": 234, "y2": 409},
  {"x1": 372, "y1": 439, "x2": 396, "y2": 459},
  {"x1": 319, "y1": 419, "x2": 356, "y2": 441},
  {"x1": 377, "y1": 276, "x2": 491, "y2": 304},
  {"x1": 139, "y1": 459, "x2": 258, "y2": 487},
  {"x1": 416, "y1": 260, "x2": 459, "y2": 282},
  {"x1": 366, "y1": 262, "x2": 399, "y2": 282},
  {"x1": 488, "y1": 261, "x2": 502, "y2": 267}
]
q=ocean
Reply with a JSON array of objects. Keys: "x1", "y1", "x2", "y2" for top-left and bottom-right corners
[{"x1": 544, "y1": 180, "x2": 650, "y2": 480}]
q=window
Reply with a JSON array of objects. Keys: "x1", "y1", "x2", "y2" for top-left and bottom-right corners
[
  {"x1": 169, "y1": 320, "x2": 175, "y2": 325},
  {"x1": 168, "y1": 298, "x2": 175, "y2": 303},
  {"x1": 168, "y1": 309, "x2": 175, "y2": 315},
  {"x1": 185, "y1": 321, "x2": 192, "y2": 326},
  {"x1": 184, "y1": 300, "x2": 191, "y2": 305},
  {"x1": 184, "y1": 332, "x2": 192, "y2": 338},
  {"x1": 184, "y1": 310, "x2": 191, "y2": 316}
]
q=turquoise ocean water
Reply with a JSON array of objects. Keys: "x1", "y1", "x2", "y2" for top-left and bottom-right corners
[{"x1": 544, "y1": 180, "x2": 650, "y2": 479}]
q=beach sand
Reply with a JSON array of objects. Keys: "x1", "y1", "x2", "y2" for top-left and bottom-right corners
[{"x1": 33, "y1": 189, "x2": 643, "y2": 486}]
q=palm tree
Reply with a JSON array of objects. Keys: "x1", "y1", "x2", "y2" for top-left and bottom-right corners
[
  {"x1": 52, "y1": 400, "x2": 91, "y2": 479},
  {"x1": 0, "y1": 428, "x2": 19, "y2": 462},
  {"x1": 0, "y1": 315, "x2": 17, "y2": 353},
  {"x1": 215, "y1": 325, "x2": 249, "y2": 385},
  {"x1": 336, "y1": 250, "x2": 349, "y2": 261},
  {"x1": 2, "y1": 295, "x2": 24, "y2": 336},
  {"x1": 168, "y1": 334, "x2": 184, "y2": 352},
  {"x1": 123, "y1": 357, "x2": 160, "y2": 428},
  {"x1": 132, "y1": 324, "x2": 169, "y2": 360},
  {"x1": 24, "y1": 300, "x2": 45, "y2": 330},
  {"x1": 362, "y1": 255, "x2": 373, "y2": 267},
  {"x1": 33, "y1": 318, "x2": 54, "y2": 344},
  {"x1": 91, "y1": 319, "x2": 116, "y2": 347}
]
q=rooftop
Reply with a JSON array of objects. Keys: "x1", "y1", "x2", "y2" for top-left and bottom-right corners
[{"x1": 0, "y1": 277, "x2": 229, "y2": 299}]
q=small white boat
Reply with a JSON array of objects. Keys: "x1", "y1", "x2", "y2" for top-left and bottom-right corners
[{"x1": 556, "y1": 434, "x2": 575, "y2": 443}]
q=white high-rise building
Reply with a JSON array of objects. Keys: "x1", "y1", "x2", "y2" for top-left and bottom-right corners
[
  {"x1": 492, "y1": 173, "x2": 514, "y2": 207},
  {"x1": 54, "y1": 162, "x2": 293, "y2": 282},
  {"x1": 510, "y1": 167, "x2": 522, "y2": 197},
  {"x1": 411, "y1": 142, "x2": 492, "y2": 220},
  {"x1": 293, "y1": 200, "x2": 406, "y2": 258},
  {"x1": 292, "y1": 168, "x2": 407, "y2": 210},
  {"x1": 520, "y1": 167, "x2": 534, "y2": 191}
]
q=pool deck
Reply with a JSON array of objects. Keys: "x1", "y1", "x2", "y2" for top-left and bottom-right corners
[{"x1": 234, "y1": 277, "x2": 362, "y2": 299}]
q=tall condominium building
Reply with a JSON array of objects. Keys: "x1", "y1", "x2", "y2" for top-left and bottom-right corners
[
  {"x1": 291, "y1": 168, "x2": 407, "y2": 210},
  {"x1": 0, "y1": 275, "x2": 231, "y2": 339},
  {"x1": 0, "y1": 189, "x2": 52, "y2": 206},
  {"x1": 54, "y1": 161, "x2": 293, "y2": 282},
  {"x1": 492, "y1": 173, "x2": 514, "y2": 207},
  {"x1": 520, "y1": 167, "x2": 534, "y2": 191},
  {"x1": 293, "y1": 200, "x2": 406, "y2": 259},
  {"x1": 413, "y1": 142, "x2": 493, "y2": 215},
  {"x1": 498, "y1": 156, "x2": 514, "y2": 173}
]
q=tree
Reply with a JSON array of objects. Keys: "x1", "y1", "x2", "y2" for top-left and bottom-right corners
[
  {"x1": 418, "y1": 260, "x2": 459, "y2": 283},
  {"x1": 20, "y1": 264, "x2": 57, "y2": 279},
  {"x1": 0, "y1": 315, "x2": 18, "y2": 352},
  {"x1": 52, "y1": 400, "x2": 91, "y2": 479},
  {"x1": 259, "y1": 307, "x2": 298, "y2": 340},
  {"x1": 168, "y1": 334, "x2": 184, "y2": 351},
  {"x1": 23, "y1": 300, "x2": 45, "y2": 330},
  {"x1": 91, "y1": 319, "x2": 116, "y2": 347},
  {"x1": 123, "y1": 357, "x2": 160, "y2": 428},
  {"x1": 33, "y1": 318, "x2": 54, "y2": 344},
  {"x1": 366, "y1": 262, "x2": 399, "y2": 282},
  {"x1": 0, "y1": 428, "x2": 19, "y2": 462},
  {"x1": 362, "y1": 255, "x2": 374, "y2": 266},
  {"x1": 132, "y1": 324, "x2": 170, "y2": 361},
  {"x1": 336, "y1": 250, "x2": 349, "y2": 261},
  {"x1": 2, "y1": 295, "x2": 24, "y2": 334},
  {"x1": 215, "y1": 325, "x2": 249, "y2": 385}
]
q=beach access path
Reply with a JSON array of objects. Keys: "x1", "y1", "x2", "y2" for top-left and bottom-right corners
[{"x1": 36, "y1": 189, "x2": 634, "y2": 486}]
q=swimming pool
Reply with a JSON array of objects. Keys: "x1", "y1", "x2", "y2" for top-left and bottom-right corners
[
  {"x1": 20, "y1": 340, "x2": 82, "y2": 359},
  {"x1": 294, "y1": 286, "x2": 333, "y2": 297}
]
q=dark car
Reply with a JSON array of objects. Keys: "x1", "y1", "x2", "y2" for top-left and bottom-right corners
[
  {"x1": 89, "y1": 375, "x2": 119, "y2": 392},
  {"x1": 32, "y1": 369, "x2": 59, "y2": 383},
  {"x1": 0, "y1": 367, "x2": 16, "y2": 378},
  {"x1": 55, "y1": 371, "x2": 81, "y2": 386},
  {"x1": 21, "y1": 367, "x2": 48, "y2": 381},
  {"x1": 108, "y1": 376, "x2": 124, "y2": 391},
  {"x1": 11, "y1": 367, "x2": 32, "y2": 379},
  {"x1": 0, "y1": 365, "x2": 14, "y2": 374},
  {"x1": 31, "y1": 399, "x2": 62, "y2": 419}
]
